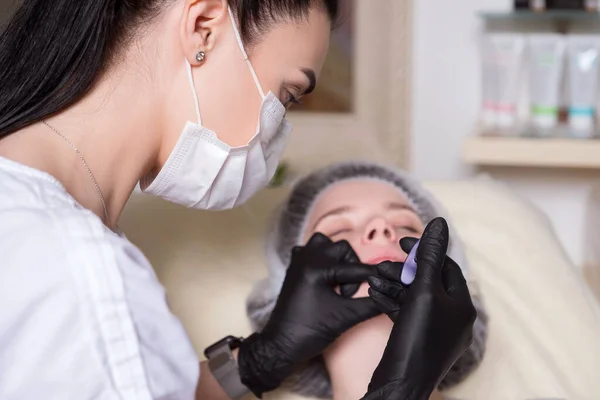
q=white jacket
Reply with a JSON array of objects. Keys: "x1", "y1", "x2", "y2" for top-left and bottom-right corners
[{"x1": 0, "y1": 156, "x2": 199, "y2": 399}]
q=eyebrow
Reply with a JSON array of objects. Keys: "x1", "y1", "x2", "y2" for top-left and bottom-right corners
[
  {"x1": 301, "y1": 68, "x2": 317, "y2": 95},
  {"x1": 310, "y1": 202, "x2": 415, "y2": 232}
]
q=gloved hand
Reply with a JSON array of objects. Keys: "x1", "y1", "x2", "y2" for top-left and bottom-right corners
[
  {"x1": 362, "y1": 218, "x2": 477, "y2": 400},
  {"x1": 238, "y1": 232, "x2": 381, "y2": 398}
]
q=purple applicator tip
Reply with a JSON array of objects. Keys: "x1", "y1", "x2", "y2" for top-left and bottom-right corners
[{"x1": 401, "y1": 239, "x2": 419, "y2": 285}]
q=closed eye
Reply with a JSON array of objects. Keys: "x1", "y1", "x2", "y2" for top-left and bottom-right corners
[
  {"x1": 328, "y1": 228, "x2": 353, "y2": 240},
  {"x1": 394, "y1": 225, "x2": 420, "y2": 235}
]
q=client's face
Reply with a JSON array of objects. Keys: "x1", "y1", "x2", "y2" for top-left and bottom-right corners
[
  {"x1": 299, "y1": 179, "x2": 431, "y2": 398},
  {"x1": 302, "y1": 179, "x2": 425, "y2": 297}
]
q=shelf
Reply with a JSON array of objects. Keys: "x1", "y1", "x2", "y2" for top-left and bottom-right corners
[
  {"x1": 479, "y1": 10, "x2": 600, "y2": 22},
  {"x1": 463, "y1": 136, "x2": 600, "y2": 169}
]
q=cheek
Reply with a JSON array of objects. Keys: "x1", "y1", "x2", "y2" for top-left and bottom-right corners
[
  {"x1": 201, "y1": 68, "x2": 263, "y2": 146},
  {"x1": 247, "y1": 38, "x2": 289, "y2": 101},
  {"x1": 194, "y1": 45, "x2": 264, "y2": 147},
  {"x1": 348, "y1": 241, "x2": 374, "y2": 263},
  {"x1": 250, "y1": 56, "x2": 286, "y2": 100}
]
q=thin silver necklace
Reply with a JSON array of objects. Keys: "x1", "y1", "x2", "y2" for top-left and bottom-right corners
[{"x1": 42, "y1": 121, "x2": 111, "y2": 227}]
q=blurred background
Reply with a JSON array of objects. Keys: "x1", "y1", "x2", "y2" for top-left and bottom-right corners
[
  {"x1": 286, "y1": 0, "x2": 600, "y2": 300},
  {"x1": 3, "y1": 0, "x2": 600, "y2": 310},
  {"x1": 288, "y1": 0, "x2": 600, "y2": 299},
  {"x1": 2, "y1": 0, "x2": 599, "y2": 309},
  {"x1": 409, "y1": 0, "x2": 600, "y2": 297}
]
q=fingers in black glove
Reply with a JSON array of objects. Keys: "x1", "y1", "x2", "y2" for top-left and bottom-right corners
[
  {"x1": 368, "y1": 286, "x2": 405, "y2": 321},
  {"x1": 304, "y1": 231, "x2": 332, "y2": 247},
  {"x1": 367, "y1": 261, "x2": 409, "y2": 321},
  {"x1": 401, "y1": 233, "x2": 471, "y2": 302},
  {"x1": 328, "y1": 239, "x2": 362, "y2": 298},
  {"x1": 399, "y1": 236, "x2": 419, "y2": 254},
  {"x1": 296, "y1": 233, "x2": 384, "y2": 332},
  {"x1": 329, "y1": 262, "x2": 374, "y2": 284},
  {"x1": 340, "y1": 283, "x2": 361, "y2": 298},
  {"x1": 414, "y1": 218, "x2": 449, "y2": 285},
  {"x1": 442, "y1": 257, "x2": 469, "y2": 299},
  {"x1": 322, "y1": 238, "x2": 355, "y2": 259},
  {"x1": 363, "y1": 218, "x2": 477, "y2": 400},
  {"x1": 375, "y1": 260, "x2": 405, "y2": 281},
  {"x1": 240, "y1": 232, "x2": 382, "y2": 398},
  {"x1": 368, "y1": 274, "x2": 405, "y2": 298},
  {"x1": 326, "y1": 262, "x2": 382, "y2": 328}
]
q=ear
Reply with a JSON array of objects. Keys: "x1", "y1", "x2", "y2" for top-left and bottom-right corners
[{"x1": 179, "y1": 0, "x2": 229, "y2": 65}]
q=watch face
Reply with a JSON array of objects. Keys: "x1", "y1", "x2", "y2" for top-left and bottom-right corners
[{"x1": 211, "y1": 352, "x2": 233, "y2": 369}]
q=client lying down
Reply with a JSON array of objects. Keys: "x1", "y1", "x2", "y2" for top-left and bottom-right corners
[{"x1": 247, "y1": 161, "x2": 488, "y2": 399}]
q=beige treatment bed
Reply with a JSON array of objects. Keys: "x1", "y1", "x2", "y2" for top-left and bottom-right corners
[{"x1": 120, "y1": 177, "x2": 600, "y2": 400}]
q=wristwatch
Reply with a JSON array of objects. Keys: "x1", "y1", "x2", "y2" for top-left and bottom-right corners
[{"x1": 204, "y1": 335, "x2": 249, "y2": 399}]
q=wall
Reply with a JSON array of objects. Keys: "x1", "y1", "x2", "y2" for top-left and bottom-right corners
[
  {"x1": 411, "y1": 0, "x2": 600, "y2": 266},
  {"x1": 0, "y1": 0, "x2": 594, "y2": 265},
  {"x1": 0, "y1": 0, "x2": 16, "y2": 27}
]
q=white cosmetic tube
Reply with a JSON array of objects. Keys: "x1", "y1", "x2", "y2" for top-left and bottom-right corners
[
  {"x1": 567, "y1": 34, "x2": 600, "y2": 138},
  {"x1": 528, "y1": 34, "x2": 566, "y2": 135},
  {"x1": 481, "y1": 34, "x2": 525, "y2": 133}
]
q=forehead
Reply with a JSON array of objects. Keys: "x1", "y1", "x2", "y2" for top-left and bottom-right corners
[{"x1": 307, "y1": 179, "x2": 411, "y2": 220}]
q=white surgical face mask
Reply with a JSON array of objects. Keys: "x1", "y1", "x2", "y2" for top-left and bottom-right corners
[{"x1": 141, "y1": 7, "x2": 292, "y2": 210}]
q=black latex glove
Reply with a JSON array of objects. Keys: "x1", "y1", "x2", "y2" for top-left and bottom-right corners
[
  {"x1": 238, "y1": 232, "x2": 381, "y2": 398},
  {"x1": 362, "y1": 218, "x2": 477, "y2": 400}
]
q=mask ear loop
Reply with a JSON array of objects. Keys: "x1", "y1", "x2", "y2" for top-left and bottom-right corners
[
  {"x1": 186, "y1": 59, "x2": 203, "y2": 125},
  {"x1": 228, "y1": 6, "x2": 266, "y2": 99}
]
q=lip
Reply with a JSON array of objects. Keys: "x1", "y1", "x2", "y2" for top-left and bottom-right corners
[{"x1": 365, "y1": 253, "x2": 405, "y2": 265}]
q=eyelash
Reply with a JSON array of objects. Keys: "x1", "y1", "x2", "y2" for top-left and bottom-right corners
[
  {"x1": 399, "y1": 226, "x2": 420, "y2": 234},
  {"x1": 329, "y1": 228, "x2": 351, "y2": 238},
  {"x1": 287, "y1": 91, "x2": 301, "y2": 105},
  {"x1": 330, "y1": 226, "x2": 418, "y2": 238}
]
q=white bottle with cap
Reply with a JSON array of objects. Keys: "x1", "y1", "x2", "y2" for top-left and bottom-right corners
[
  {"x1": 528, "y1": 34, "x2": 566, "y2": 137},
  {"x1": 567, "y1": 34, "x2": 600, "y2": 139}
]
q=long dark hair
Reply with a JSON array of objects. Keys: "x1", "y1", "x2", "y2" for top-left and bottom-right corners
[{"x1": 0, "y1": 0, "x2": 339, "y2": 138}]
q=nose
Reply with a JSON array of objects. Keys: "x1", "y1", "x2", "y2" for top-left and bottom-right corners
[{"x1": 362, "y1": 217, "x2": 397, "y2": 245}]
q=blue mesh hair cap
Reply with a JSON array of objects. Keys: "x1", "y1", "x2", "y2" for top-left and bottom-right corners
[{"x1": 247, "y1": 161, "x2": 488, "y2": 398}]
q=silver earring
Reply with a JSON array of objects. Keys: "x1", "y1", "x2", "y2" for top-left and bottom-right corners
[{"x1": 195, "y1": 51, "x2": 206, "y2": 63}]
